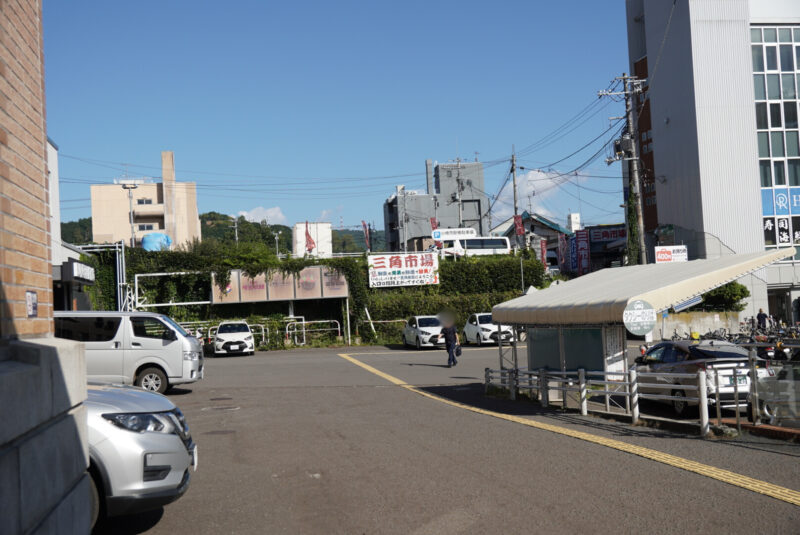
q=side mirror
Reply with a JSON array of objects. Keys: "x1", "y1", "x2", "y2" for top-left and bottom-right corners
[
  {"x1": 635, "y1": 356, "x2": 645, "y2": 365},
  {"x1": 165, "y1": 330, "x2": 178, "y2": 341}
]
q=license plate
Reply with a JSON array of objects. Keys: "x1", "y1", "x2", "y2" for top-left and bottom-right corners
[
  {"x1": 231, "y1": 344, "x2": 240, "y2": 350},
  {"x1": 728, "y1": 376, "x2": 747, "y2": 385},
  {"x1": 192, "y1": 445, "x2": 198, "y2": 471}
]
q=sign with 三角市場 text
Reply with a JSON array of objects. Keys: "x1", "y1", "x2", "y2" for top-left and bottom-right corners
[{"x1": 367, "y1": 253, "x2": 439, "y2": 288}]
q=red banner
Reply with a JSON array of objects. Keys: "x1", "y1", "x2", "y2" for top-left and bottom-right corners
[
  {"x1": 513, "y1": 215, "x2": 524, "y2": 236},
  {"x1": 361, "y1": 220, "x2": 370, "y2": 251},
  {"x1": 430, "y1": 217, "x2": 442, "y2": 248},
  {"x1": 305, "y1": 221, "x2": 316, "y2": 253},
  {"x1": 540, "y1": 239, "x2": 547, "y2": 266}
]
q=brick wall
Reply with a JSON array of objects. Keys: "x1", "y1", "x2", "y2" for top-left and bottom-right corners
[{"x1": 0, "y1": 0, "x2": 52, "y2": 338}]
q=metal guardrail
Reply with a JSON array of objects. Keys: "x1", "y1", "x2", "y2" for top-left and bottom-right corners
[
  {"x1": 285, "y1": 320, "x2": 341, "y2": 346},
  {"x1": 485, "y1": 367, "x2": 712, "y2": 436}
]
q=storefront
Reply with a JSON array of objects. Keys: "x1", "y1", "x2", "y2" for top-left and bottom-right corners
[{"x1": 53, "y1": 257, "x2": 94, "y2": 311}]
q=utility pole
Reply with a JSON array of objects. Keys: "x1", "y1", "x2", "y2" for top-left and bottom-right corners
[
  {"x1": 230, "y1": 218, "x2": 239, "y2": 245},
  {"x1": 118, "y1": 180, "x2": 140, "y2": 248},
  {"x1": 600, "y1": 74, "x2": 648, "y2": 264},
  {"x1": 511, "y1": 145, "x2": 521, "y2": 250},
  {"x1": 275, "y1": 230, "x2": 281, "y2": 256},
  {"x1": 456, "y1": 158, "x2": 463, "y2": 228}
]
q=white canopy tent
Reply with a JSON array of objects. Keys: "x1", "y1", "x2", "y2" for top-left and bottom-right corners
[
  {"x1": 493, "y1": 249, "x2": 794, "y2": 325},
  {"x1": 491, "y1": 249, "x2": 795, "y2": 373}
]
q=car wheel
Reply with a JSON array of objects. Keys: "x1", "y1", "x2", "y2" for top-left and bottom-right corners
[
  {"x1": 462, "y1": 331, "x2": 468, "y2": 345},
  {"x1": 672, "y1": 389, "x2": 688, "y2": 417},
  {"x1": 136, "y1": 367, "x2": 168, "y2": 394},
  {"x1": 89, "y1": 473, "x2": 100, "y2": 529},
  {"x1": 476, "y1": 335, "x2": 483, "y2": 347},
  {"x1": 415, "y1": 337, "x2": 422, "y2": 350}
]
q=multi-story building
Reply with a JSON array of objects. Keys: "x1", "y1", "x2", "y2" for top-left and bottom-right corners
[
  {"x1": 625, "y1": 0, "x2": 800, "y2": 320},
  {"x1": 383, "y1": 159, "x2": 490, "y2": 251},
  {"x1": 91, "y1": 151, "x2": 201, "y2": 247}
]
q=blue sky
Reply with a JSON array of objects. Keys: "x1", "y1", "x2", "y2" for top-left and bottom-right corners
[{"x1": 44, "y1": 0, "x2": 628, "y2": 230}]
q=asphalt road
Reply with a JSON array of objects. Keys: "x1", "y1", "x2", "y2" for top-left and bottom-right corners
[{"x1": 96, "y1": 345, "x2": 800, "y2": 534}]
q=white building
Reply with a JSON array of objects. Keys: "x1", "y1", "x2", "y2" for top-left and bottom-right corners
[{"x1": 625, "y1": 0, "x2": 800, "y2": 321}]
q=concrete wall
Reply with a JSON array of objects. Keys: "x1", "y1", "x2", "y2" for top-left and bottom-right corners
[{"x1": 0, "y1": 338, "x2": 90, "y2": 534}]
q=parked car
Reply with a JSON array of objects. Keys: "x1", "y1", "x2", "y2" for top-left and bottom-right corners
[
  {"x1": 213, "y1": 321, "x2": 255, "y2": 356},
  {"x1": 86, "y1": 383, "x2": 197, "y2": 528},
  {"x1": 749, "y1": 362, "x2": 799, "y2": 425},
  {"x1": 633, "y1": 340, "x2": 769, "y2": 416},
  {"x1": 462, "y1": 313, "x2": 515, "y2": 346},
  {"x1": 54, "y1": 311, "x2": 204, "y2": 394},
  {"x1": 402, "y1": 315, "x2": 445, "y2": 349}
]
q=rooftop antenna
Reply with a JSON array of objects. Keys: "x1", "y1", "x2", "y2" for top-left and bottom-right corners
[{"x1": 474, "y1": 151, "x2": 479, "y2": 162}]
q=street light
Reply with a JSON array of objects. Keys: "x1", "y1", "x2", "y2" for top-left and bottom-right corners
[
  {"x1": 275, "y1": 231, "x2": 281, "y2": 257},
  {"x1": 117, "y1": 179, "x2": 144, "y2": 247}
]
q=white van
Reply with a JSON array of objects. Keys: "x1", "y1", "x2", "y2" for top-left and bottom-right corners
[
  {"x1": 440, "y1": 237, "x2": 511, "y2": 257},
  {"x1": 54, "y1": 311, "x2": 204, "y2": 394}
]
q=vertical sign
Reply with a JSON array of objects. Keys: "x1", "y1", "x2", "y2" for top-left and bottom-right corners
[
  {"x1": 569, "y1": 236, "x2": 577, "y2": 273},
  {"x1": 361, "y1": 220, "x2": 371, "y2": 251},
  {"x1": 540, "y1": 239, "x2": 547, "y2": 266},
  {"x1": 513, "y1": 215, "x2": 524, "y2": 236},
  {"x1": 575, "y1": 229, "x2": 590, "y2": 275},
  {"x1": 558, "y1": 234, "x2": 567, "y2": 271}
]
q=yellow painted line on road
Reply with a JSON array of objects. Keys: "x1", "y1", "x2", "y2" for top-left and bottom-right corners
[{"x1": 338, "y1": 353, "x2": 800, "y2": 507}]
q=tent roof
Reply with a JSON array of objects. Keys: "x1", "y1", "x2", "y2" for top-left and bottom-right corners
[{"x1": 492, "y1": 248, "x2": 794, "y2": 325}]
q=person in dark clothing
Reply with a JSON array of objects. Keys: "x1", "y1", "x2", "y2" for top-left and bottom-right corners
[
  {"x1": 441, "y1": 318, "x2": 459, "y2": 368},
  {"x1": 757, "y1": 308, "x2": 768, "y2": 330}
]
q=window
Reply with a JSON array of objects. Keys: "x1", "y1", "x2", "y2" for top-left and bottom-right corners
[
  {"x1": 55, "y1": 316, "x2": 121, "y2": 342},
  {"x1": 790, "y1": 160, "x2": 800, "y2": 187},
  {"x1": 758, "y1": 132, "x2": 770, "y2": 158},
  {"x1": 782, "y1": 75, "x2": 796, "y2": 99},
  {"x1": 771, "y1": 103, "x2": 782, "y2": 127},
  {"x1": 754, "y1": 75, "x2": 766, "y2": 100},
  {"x1": 218, "y1": 323, "x2": 250, "y2": 334},
  {"x1": 793, "y1": 216, "x2": 800, "y2": 242},
  {"x1": 764, "y1": 28, "x2": 777, "y2": 43},
  {"x1": 137, "y1": 198, "x2": 153, "y2": 205},
  {"x1": 779, "y1": 28, "x2": 792, "y2": 43},
  {"x1": 752, "y1": 45, "x2": 764, "y2": 72},
  {"x1": 767, "y1": 74, "x2": 781, "y2": 99},
  {"x1": 787, "y1": 131, "x2": 800, "y2": 157},
  {"x1": 795, "y1": 29, "x2": 800, "y2": 42},
  {"x1": 138, "y1": 224, "x2": 154, "y2": 231},
  {"x1": 418, "y1": 317, "x2": 440, "y2": 327},
  {"x1": 764, "y1": 218, "x2": 777, "y2": 245},
  {"x1": 775, "y1": 161, "x2": 786, "y2": 185},
  {"x1": 780, "y1": 45, "x2": 794, "y2": 71},
  {"x1": 645, "y1": 346, "x2": 665, "y2": 363},
  {"x1": 131, "y1": 317, "x2": 173, "y2": 339},
  {"x1": 766, "y1": 46, "x2": 778, "y2": 70},
  {"x1": 772, "y1": 132, "x2": 786, "y2": 158},
  {"x1": 662, "y1": 347, "x2": 679, "y2": 364},
  {"x1": 478, "y1": 314, "x2": 493, "y2": 325},
  {"x1": 760, "y1": 160, "x2": 773, "y2": 187},
  {"x1": 785, "y1": 102, "x2": 798, "y2": 128},
  {"x1": 756, "y1": 103, "x2": 768, "y2": 129},
  {"x1": 408, "y1": 318, "x2": 416, "y2": 327},
  {"x1": 751, "y1": 28, "x2": 762, "y2": 43}
]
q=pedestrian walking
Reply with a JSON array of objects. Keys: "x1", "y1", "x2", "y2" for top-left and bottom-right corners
[
  {"x1": 441, "y1": 317, "x2": 459, "y2": 368},
  {"x1": 757, "y1": 308, "x2": 768, "y2": 331}
]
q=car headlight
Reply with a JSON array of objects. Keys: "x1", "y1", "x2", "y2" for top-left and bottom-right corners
[
  {"x1": 420, "y1": 330, "x2": 431, "y2": 335},
  {"x1": 244, "y1": 335, "x2": 253, "y2": 341},
  {"x1": 183, "y1": 350, "x2": 200, "y2": 361},
  {"x1": 215, "y1": 336, "x2": 225, "y2": 342},
  {"x1": 481, "y1": 327, "x2": 493, "y2": 333},
  {"x1": 103, "y1": 412, "x2": 177, "y2": 434}
]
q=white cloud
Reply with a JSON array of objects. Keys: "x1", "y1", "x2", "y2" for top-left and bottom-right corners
[
  {"x1": 318, "y1": 209, "x2": 332, "y2": 222},
  {"x1": 237, "y1": 206, "x2": 287, "y2": 225}
]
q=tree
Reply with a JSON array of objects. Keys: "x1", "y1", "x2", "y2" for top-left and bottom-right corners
[
  {"x1": 61, "y1": 217, "x2": 92, "y2": 244},
  {"x1": 701, "y1": 282, "x2": 751, "y2": 312}
]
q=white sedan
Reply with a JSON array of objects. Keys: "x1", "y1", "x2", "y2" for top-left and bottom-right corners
[
  {"x1": 402, "y1": 315, "x2": 445, "y2": 350},
  {"x1": 463, "y1": 313, "x2": 515, "y2": 346},
  {"x1": 213, "y1": 321, "x2": 255, "y2": 356}
]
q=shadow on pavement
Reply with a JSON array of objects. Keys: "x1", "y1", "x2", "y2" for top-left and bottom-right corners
[
  {"x1": 94, "y1": 508, "x2": 163, "y2": 534},
  {"x1": 166, "y1": 387, "x2": 193, "y2": 396},
  {"x1": 406, "y1": 363, "x2": 450, "y2": 368},
  {"x1": 416, "y1": 382, "x2": 700, "y2": 441}
]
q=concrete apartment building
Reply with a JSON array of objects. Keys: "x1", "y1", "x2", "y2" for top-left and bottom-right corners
[
  {"x1": 384, "y1": 159, "x2": 490, "y2": 251},
  {"x1": 625, "y1": 0, "x2": 800, "y2": 320},
  {"x1": 91, "y1": 150, "x2": 201, "y2": 247},
  {"x1": 0, "y1": 0, "x2": 90, "y2": 531}
]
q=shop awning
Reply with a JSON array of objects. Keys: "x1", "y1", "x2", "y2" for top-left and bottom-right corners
[{"x1": 493, "y1": 248, "x2": 794, "y2": 325}]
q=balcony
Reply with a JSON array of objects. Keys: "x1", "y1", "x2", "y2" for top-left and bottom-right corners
[{"x1": 133, "y1": 202, "x2": 165, "y2": 216}]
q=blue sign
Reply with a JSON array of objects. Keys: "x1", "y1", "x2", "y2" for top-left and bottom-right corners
[
  {"x1": 762, "y1": 189, "x2": 774, "y2": 216},
  {"x1": 432, "y1": 230, "x2": 441, "y2": 239},
  {"x1": 775, "y1": 188, "x2": 790, "y2": 215},
  {"x1": 791, "y1": 188, "x2": 800, "y2": 213}
]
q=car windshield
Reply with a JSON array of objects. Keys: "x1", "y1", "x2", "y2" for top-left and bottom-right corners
[
  {"x1": 218, "y1": 323, "x2": 250, "y2": 333},
  {"x1": 418, "y1": 317, "x2": 441, "y2": 327},
  {"x1": 160, "y1": 315, "x2": 189, "y2": 337},
  {"x1": 688, "y1": 346, "x2": 749, "y2": 360},
  {"x1": 478, "y1": 314, "x2": 493, "y2": 324}
]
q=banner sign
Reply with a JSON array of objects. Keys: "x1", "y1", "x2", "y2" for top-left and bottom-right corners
[
  {"x1": 295, "y1": 267, "x2": 322, "y2": 300},
  {"x1": 268, "y1": 272, "x2": 295, "y2": 301},
  {"x1": 576, "y1": 229, "x2": 590, "y2": 275},
  {"x1": 368, "y1": 253, "x2": 439, "y2": 288},
  {"x1": 513, "y1": 215, "x2": 524, "y2": 236},
  {"x1": 322, "y1": 268, "x2": 349, "y2": 298},
  {"x1": 569, "y1": 236, "x2": 577, "y2": 273},
  {"x1": 654, "y1": 245, "x2": 688, "y2": 263},
  {"x1": 540, "y1": 239, "x2": 547, "y2": 265},
  {"x1": 431, "y1": 228, "x2": 476, "y2": 241},
  {"x1": 558, "y1": 234, "x2": 567, "y2": 271},
  {"x1": 589, "y1": 226, "x2": 626, "y2": 243},
  {"x1": 240, "y1": 273, "x2": 268, "y2": 302}
]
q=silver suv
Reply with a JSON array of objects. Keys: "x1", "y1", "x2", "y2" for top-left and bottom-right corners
[{"x1": 86, "y1": 384, "x2": 197, "y2": 527}]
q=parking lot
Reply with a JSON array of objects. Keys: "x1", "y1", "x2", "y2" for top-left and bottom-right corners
[{"x1": 97, "y1": 345, "x2": 800, "y2": 534}]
